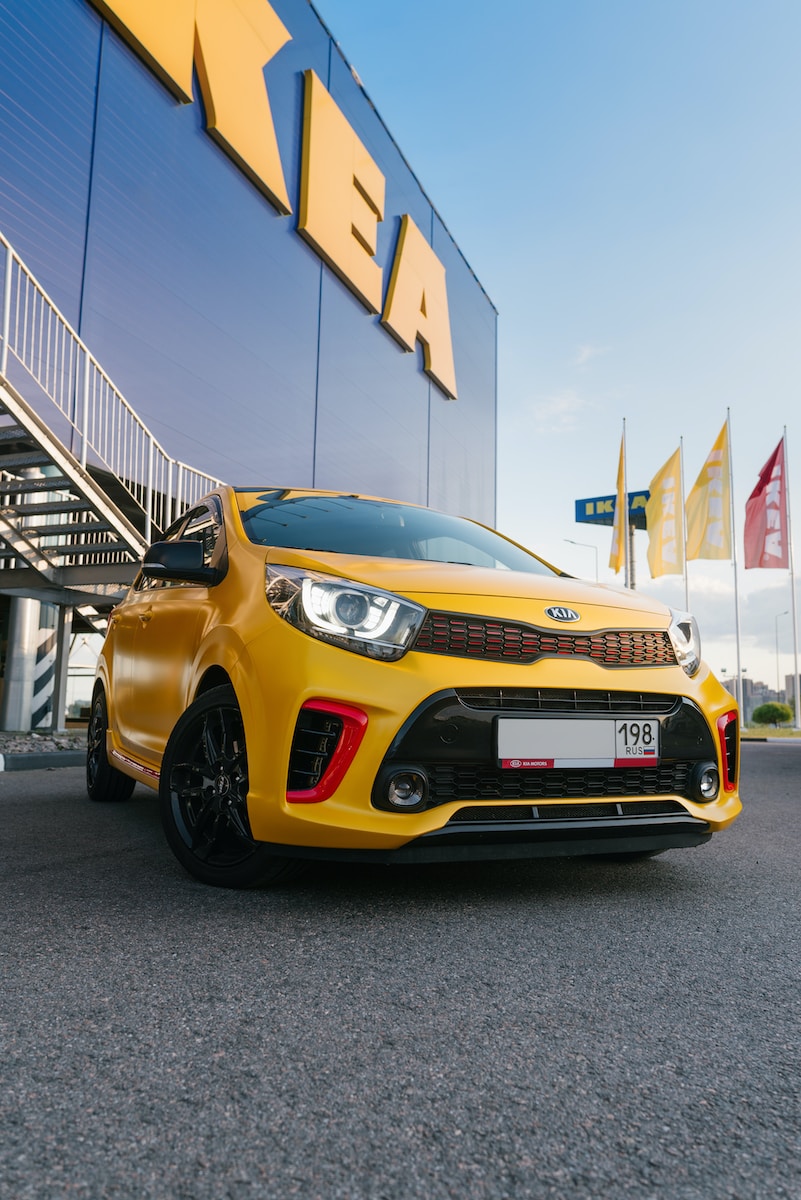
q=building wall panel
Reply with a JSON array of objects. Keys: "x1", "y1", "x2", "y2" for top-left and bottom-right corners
[
  {"x1": 429, "y1": 215, "x2": 498, "y2": 520},
  {"x1": 0, "y1": 0, "x2": 100, "y2": 322},
  {"x1": 0, "y1": 0, "x2": 497, "y2": 521},
  {"x1": 79, "y1": 24, "x2": 323, "y2": 482}
]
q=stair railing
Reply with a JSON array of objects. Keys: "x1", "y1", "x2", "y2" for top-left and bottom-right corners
[{"x1": 1, "y1": 232, "x2": 223, "y2": 540}]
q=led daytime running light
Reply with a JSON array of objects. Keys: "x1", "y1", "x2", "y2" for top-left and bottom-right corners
[
  {"x1": 266, "y1": 564, "x2": 425, "y2": 661},
  {"x1": 301, "y1": 578, "x2": 401, "y2": 641}
]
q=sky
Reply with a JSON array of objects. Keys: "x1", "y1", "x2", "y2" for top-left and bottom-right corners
[{"x1": 316, "y1": 0, "x2": 801, "y2": 690}]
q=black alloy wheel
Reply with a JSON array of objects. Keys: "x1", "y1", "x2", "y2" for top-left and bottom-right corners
[
  {"x1": 159, "y1": 684, "x2": 301, "y2": 888},
  {"x1": 86, "y1": 686, "x2": 136, "y2": 803}
]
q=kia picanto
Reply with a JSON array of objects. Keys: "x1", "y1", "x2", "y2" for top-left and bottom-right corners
[{"x1": 87, "y1": 487, "x2": 741, "y2": 887}]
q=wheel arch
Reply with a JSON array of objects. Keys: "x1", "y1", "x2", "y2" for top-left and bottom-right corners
[
  {"x1": 92, "y1": 655, "x2": 112, "y2": 707},
  {"x1": 187, "y1": 625, "x2": 250, "y2": 712},
  {"x1": 194, "y1": 665, "x2": 235, "y2": 699}
]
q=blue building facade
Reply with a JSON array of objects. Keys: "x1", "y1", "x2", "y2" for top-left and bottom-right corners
[{"x1": 0, "y1": 0, "x2": 497, "y2": 520}]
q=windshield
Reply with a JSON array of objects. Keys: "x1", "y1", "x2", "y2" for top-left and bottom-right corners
[{"x1": 236, "y1": 491, "x2": 559, "y2": 576}]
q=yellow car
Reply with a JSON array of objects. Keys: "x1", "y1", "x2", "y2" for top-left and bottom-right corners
[{"x1": 87, "y1": 486, "x2": 741, "y2": 887}]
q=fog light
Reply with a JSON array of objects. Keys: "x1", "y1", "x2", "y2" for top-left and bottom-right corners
[
  {"x1": 387, "y1": 771, "x2": 428, "y2": 811},
  {"x1": 699, "y1": 768, "x2": 719, "y2": 799},
  {"x1": 691, "y1": 763, "x2": 720, "y2": 802}
]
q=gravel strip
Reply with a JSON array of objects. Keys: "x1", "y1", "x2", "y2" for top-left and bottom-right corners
[{"x1": 0, "y1": 730, "x2": 87, "y2": 756}]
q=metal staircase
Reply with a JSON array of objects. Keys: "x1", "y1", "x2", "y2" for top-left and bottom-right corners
[
  {"x1": 0, "y1": 230, "x2": 225, "y2": 731},
  {"x1": 0, "y1": 231, "x2": 223, "y2": 608},
  {"x1": 0, "y1": 379, "x2": 148, "y2": 606}
]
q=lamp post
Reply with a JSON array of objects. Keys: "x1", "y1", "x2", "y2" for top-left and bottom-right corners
[
  {"x1": 564, "y1": 539, "x2": 599, "y2": 582},
  {"x1": 776, "y1": 611, "x2": 789, "y2": 699}
]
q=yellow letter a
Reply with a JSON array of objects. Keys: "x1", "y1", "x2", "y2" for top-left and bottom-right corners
[{"x1": 382, "y1": 215, "x2": 457, "y2": 399}]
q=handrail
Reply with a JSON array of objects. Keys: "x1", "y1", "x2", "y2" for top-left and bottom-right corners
[{"x1": 0, "y1": 232, "x2": 223, "y2": 539}]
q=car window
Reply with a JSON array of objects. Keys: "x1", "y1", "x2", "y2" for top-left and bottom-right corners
[
  {"x1": 135, "y1": 500, "x2": 225, "y2": 590},
  {"x1": 236, "y1": 492, "x2": 558, "y2": 576},
  {"x1": 411, "y1": 535, "x2": 512, "y2": 570},
  {"x1": 180, "y1": 505, "x2": 222, "y2": 567}
]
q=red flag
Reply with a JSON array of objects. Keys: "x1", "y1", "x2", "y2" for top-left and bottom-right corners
[{"x1": 744, "y1": 438, "x2": 788, "y2": 568}]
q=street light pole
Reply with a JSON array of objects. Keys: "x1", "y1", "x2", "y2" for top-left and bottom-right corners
[
  {"x1": 776, "y1": 610, "x2": 789, "y2": 698},
  {"x1": 564, "y1": 539, "x2": 599, "y2": 582}
]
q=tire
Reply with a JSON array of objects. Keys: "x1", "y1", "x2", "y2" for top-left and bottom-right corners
[
  {"x1": 86, "y1": 686, "x2": 136, "y2": 803},
  {"x1": 159, "y1": 685, "x2": 302, "y2": 888}
]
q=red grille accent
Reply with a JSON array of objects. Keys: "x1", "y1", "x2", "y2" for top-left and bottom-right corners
[
  {"x1": 413, "y1": 612, "x2": 677, "y2": 668},
  {"x1": 716, "y1": 709, "x2": 739, "y2": 791}
]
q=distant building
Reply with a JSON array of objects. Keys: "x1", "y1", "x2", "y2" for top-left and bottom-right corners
[{"x1": 741, "y1": 677, "x2": 774, "y2": 724}]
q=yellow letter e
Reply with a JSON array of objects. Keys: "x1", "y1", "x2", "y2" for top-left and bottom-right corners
[{"x1": 298, "y1": 70, "x2": 385, "y2": 314}]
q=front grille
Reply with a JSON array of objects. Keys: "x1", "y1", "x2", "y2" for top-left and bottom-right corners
[
  {"x1": 426, "y1": 761, "x2": 693, "y2": 803},
  {"x1": 449, "y1": 799, "x2": 687, "y2": 823},
  {"x1": 455, "y1": 688, "x2": 679, "y2": 714},
  {"x1": 287, "y1": 709, "x2": 343, "y2": 791},
  {"x1": 413, "y1": 613, "x2": 676, "y2": 668}
]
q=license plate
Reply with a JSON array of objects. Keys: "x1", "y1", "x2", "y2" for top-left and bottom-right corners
[{"x1": 497, "y1": 718, "x2": 660, "y2": 769}]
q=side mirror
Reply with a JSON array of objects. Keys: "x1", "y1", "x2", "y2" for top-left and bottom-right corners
[{"x1": 141, "y1": 541, "x2": 220, "y2": 585}]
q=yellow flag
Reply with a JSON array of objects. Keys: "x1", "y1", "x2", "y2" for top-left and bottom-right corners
[
  {"x1": 608, "y1": 434, "x2": 626, "y2": 573},
  {"x1": 645, "y1": 447, "x2": 684, "y2": 577},
  {"x1": 685, "y1": 422, "x2": 731, "y2": 560}
]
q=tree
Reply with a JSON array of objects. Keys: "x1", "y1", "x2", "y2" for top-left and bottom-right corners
[{"x1": 751, "y1": 702, "x2": 792, "y2": 727}]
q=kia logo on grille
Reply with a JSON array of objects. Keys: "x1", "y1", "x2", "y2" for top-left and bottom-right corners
[{"x1": 545, "y1": 606, "x2": 581, "y2": 623}]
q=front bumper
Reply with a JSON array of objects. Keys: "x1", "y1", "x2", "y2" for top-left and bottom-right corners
[{"x1": 238, "y1": 640, "x2": 741, "y2": 854}]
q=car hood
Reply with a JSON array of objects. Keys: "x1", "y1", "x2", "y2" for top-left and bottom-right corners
[{"x1": 264, "y1": 549, "x2": 672, "y2": 627}]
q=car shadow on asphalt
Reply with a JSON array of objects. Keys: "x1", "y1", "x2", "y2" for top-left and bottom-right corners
[
  {"x1": 113, "y1": 785, "x2": 707, "y2": 906},
  {"x1": 2, "y1": 768, "x2": 714, "y2": 910},
  {"x1": 290, "y1": 850, "x2": 708, "y2": 904}
]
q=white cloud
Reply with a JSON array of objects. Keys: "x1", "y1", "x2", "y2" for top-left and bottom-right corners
[
  {"x1": 529, "y1": 390, "x2": 592, "y2": 434},
  {"x1": 576, "y1": 344, "x2": 610, "y2": 367}
]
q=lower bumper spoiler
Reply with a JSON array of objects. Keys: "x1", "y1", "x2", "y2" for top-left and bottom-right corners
[{"x1": 260, "y1": 814, "x2": 712, "y2": 865}]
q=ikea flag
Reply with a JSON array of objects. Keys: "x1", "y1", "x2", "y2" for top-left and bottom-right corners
[
  {"x1": 608, "y1": 434, "x2": 628, "y2": 575},
  {"x1": 686, "y1": 421, "x2": 732, "y2": 561},
  {"x1": 645, "y1": 447, "x2": 684, "y2": 577}
]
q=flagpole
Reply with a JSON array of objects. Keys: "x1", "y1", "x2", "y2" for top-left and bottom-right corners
[
  {"x1": 782, "y1": 425, "x2": 800, "y2": 729},
  {"x1": 680, "y1": 436, "x2": 689, "y2": 611},
  {"x1": 623, "y1": 418, "x2": 631, "y2": 589},
  {"x1": 727, "y1": 408, "x2": 744, "y2": 713}
]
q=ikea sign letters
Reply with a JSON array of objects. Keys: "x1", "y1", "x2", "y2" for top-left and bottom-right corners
[
  {"x1": 89, "y1": 0, "x2": 458, "y2": 399},
  {"x1": 575, "y1": 492, "x2": 650, "y2": 530}
]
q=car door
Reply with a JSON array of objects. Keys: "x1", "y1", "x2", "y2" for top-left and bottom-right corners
[{"x1": 113, "y1": 501, "x2": 226, "y2": 764}]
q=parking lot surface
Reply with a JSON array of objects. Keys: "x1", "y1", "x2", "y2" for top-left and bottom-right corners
[{"x1": 1, "y1": 744, "x2": 799, "y2": 1199}]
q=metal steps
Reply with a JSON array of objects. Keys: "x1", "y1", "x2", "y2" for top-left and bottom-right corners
[
  {"x1": 0, "y1": 229, "x2": 228, "y2": 730},
  {"x1": 0, "y1": 229, "x2": 224, "y2": 611},
  {"x1": 0, "y1": 381, "x2": 149, "y2": 606}
]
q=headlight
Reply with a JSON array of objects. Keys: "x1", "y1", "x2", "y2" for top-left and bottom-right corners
[
  {"x1": 266, "y1": 565, "x2": 426, "y2": 661},
  {"x1": 668, "y1": 607, "x2": 701, "y2": 676}
]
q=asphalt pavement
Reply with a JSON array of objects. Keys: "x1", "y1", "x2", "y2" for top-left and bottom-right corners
[{"x1": 1, "y1": 744, "x2": 799, "y2": 1199}]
